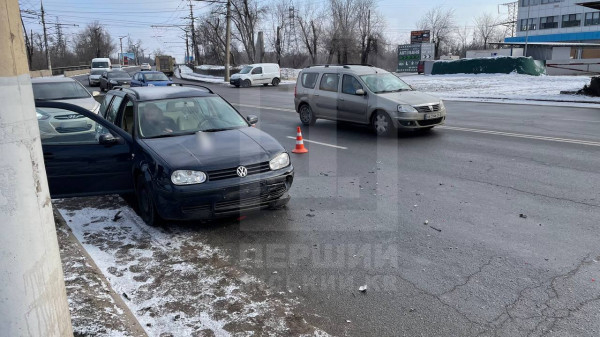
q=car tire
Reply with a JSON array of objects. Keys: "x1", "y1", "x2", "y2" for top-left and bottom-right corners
[
  {"x1": 263, "y1": 83, "x2": 269, "y2": 86},
  {"x1": 372, "y1": 111, "x2": 396, "y2": 137},
  {"x1": 272, "y1": 78, "x2": 280, "y2": 86},
  {"x1": 299, "y1": 104, "x2": 317, "y2": 126},
  {"x1": 135, "y1": 175, "x2": 163, "y2": 227},
  {"x1": 235, "y1": 85, "x2": 240, "y2": 88},
  {"x1": 242, "y1": 79, "x2": 251, "y2": 88}
]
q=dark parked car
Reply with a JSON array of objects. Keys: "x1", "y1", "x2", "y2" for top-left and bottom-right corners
[
  {"x1": 131, "y1": 71, "x2": 173, "y2": 87},
  {"x1": 36, "y1": 85, "x2": 293, "y2": 226},
  {"x1": 99, "y1": 70, "x2": 132, "y2": 91}
]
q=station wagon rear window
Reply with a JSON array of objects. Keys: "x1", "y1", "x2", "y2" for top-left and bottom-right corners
[{"x1": 301, "y1": 73, "x2": 318, "y2": 89}]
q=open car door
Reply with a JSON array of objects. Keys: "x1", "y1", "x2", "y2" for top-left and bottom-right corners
[{"x1": 35, "y1": 101, "x2": 135, "y2": 198}]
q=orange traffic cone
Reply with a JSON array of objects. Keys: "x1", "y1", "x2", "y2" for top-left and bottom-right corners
[{"x1": 292, "y1": 126, "x2": 308, "y2": 154}]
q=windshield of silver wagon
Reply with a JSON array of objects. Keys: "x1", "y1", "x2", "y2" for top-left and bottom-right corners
[{"x1": 360, "y1": 73, "x2": 412, "y2": 94}]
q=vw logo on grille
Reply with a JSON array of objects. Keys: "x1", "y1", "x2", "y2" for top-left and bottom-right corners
[
  {"x1": 236, "y1": 166, "x2": 248, "y2": 177},
  {"x1": 428, "y1": 105, "x2": 434, "y2": 111}
]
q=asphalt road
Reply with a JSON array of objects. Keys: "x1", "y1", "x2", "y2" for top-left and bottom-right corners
[{"x1": 73, "y1": 70, "x2": 600, "y2": 336}]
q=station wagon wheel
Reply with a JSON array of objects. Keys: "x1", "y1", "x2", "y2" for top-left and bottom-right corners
[
  {"x1": 372, "y1": 111, "x2": 395, "y2": 137},
  {"x1": 242, "y1": 79, "x2": 251, "y2": 88},
  {"x1": 135, "y1": 175, "x2": 163, "y2": 227},
  {"x1": 272, "y1": 78, "x2": 280, "y2": 86},
  {"x1": 299, "y1": 104, "x2": 316, "y2": 126}
]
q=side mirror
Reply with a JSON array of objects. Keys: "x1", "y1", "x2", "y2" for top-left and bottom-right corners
[
  {"x1": 355, "y1": 89, "x2": 366, "y2": 96},
  {"x1": 92, "y1": 91, "x2": 101, "y2": 97},
  {"x1": 169, "y1": 77, "x2": 173, "y2": 81},
  {"x1": 246, "y1": 115, "x2": 258, "y2": 125},
  {"x1": 98, "y1": 133, "x2": 121, "y2": 145}
]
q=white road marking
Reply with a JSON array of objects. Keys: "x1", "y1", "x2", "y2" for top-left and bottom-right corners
[
  {"x1": 440, "y1": 125, "x2": 600, "y2": 147},
  {"x1": 232, "y1": 103, "x2": 296, "y2": 112},
  {"x1": 555, "y1": 118, "x2": 600, "y2": 123},
  {"x1": 286, "y1": 136, "x2": 348, "y2": 149}
]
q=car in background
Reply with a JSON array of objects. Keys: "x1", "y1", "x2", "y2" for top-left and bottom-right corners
[
  {"x1": 91, "y1": 57, "x2": 111, "y2": 72},
  {"x1": 112, "y1": 64, "x2": 123, "y2": 70},
  {"x1": 99, "y1": 70, "x2": 132, "y2": 91},
  {"x1": 294, "y1": 65, "x2": 446, "y2": 136},
  {"x1": 35, "y1": 85, "x2": 294, "y2": 226},
  {"x1": 230, "y1": 63, "x2": 280, "y2": 88},
  {"x1": 131, "y1": 71, "x2": 173, "y2": 87},
  {"x1": 32, "y1": 77, "x2": 101, "y2": 142},
  {"x1": 417, "y1": 61, "x2": 425, "y2": 74},
  {"x1": 140, "y1": 63, "x2": 152, "y2": 71},
  {"x1": 88, "y1": 69, "x2": 105, "y2": 87}
]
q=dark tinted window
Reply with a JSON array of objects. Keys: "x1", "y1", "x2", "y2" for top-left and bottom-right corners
[
  {"x1": 342, "y1": 75, "x2": 363, "y2": 95},
  {"x1": 301, "y1": 73, "x2": 318, "y2": 89},
  {"x1": 108, "y1": 71, "x2": 131, "y2": 79},
  {"x1": 251, "y1": 67, "x2": 262, "y2": 74},
  {"x1": 32, "y1": 82, "x2": 91, "y2": 100},
  {"x1": 92, "y1": 61, "x2": 109, "y2": 68},
  {"x1": 105, "y1": 96, "x2": 123, "y2": 123},
  {"x1": 100, "y1": 94, "x2": 114, "y2": 117},
  {"x1": 319, "y1": 73, "x2": 339, "y2": 92}
]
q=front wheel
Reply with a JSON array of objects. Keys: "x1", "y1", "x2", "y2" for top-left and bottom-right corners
[
  {"x1": 372, "y1": 111, "x2": 396, "y2": 137},
  {"x1": 242, "y1": 79, "x2": 251, "y2": 88},
  {"x1": 135, "y1": 176, "x2": 163, "y2": 227},
  {"x1": 299, "y1": 104, "x2": 317, "y2": 126},
  {"x1": 272, "y1": 78, "x2": 280, "y2": 86}
]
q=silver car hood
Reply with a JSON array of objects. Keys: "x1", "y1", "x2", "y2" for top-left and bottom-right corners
[
  {"x1": 377, "y1": 91, "x2": 441, "y2": 106},
  {"x1": 54, "y1": 97, "x2": 100, "y2": 113}
]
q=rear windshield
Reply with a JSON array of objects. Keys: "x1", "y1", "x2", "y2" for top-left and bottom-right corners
[
  {"x1": 145, "y1": 73, "x2": 169, "y2": 81},
  {"x1": 301, "y1": 72, "x2": 318, "y2": 89},
  {"x1": 33, "y1": 82, "x2": 91, "y2": 100},
  {"x1": 92, "y1": 61, "x2": 109, "y2": 68},
  {"x1": 108, "y1": 71, "x2": 131, "y2": 79}
]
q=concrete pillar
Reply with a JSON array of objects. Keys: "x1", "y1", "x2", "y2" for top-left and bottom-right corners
[{"x1": 0, "y1": 1, "x2": 73, "y2": 336}]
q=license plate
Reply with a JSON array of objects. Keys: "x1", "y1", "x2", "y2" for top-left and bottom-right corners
[
  {"x1": 121, "y1": 84, "x2": 130, "y2": 88},
  {"x1": 424, "y1": 113, "x2": 441, "y2": 120}
]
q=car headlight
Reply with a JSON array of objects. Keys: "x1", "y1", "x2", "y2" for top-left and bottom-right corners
[
  {"x1": 147, "y1": 83, "x2": 155, "y2": 87},
  {"x1": 397, "y1": 104, "x2": 417, "y2": 113},
  {"x1": 110, "y1": 80, "x2": 118, "y2": 84},
  {"x1": 269, "y1": 152, "x2": 290, "y2": 170},
  {"x1": 36, "y1": 111, "x2": 50, "y2": 120},
  {"x1": 439, "y1": 100, "x2": 445, "y2": 110},
  {"x1": 171, "y1": 170, "x2": 207, "y2": 185}
]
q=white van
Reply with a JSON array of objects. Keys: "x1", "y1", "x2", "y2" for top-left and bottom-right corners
[
  {"x1": 91, "y1": 58, "x2": 112, "y2": 71},
  {"x1": 230, "y1": 63, "x2": 280, "y2": 88}
]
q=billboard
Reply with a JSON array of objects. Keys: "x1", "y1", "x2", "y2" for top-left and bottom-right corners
[
  {"x1": 411, "y1": 30, "x2": 431, "y2": 44},
  {"x1": 397, "y1": 43, "x2": 435, "y2": 72},
  {"x1": 118, "y1": 52, "x2": 135, "y2": 65}
]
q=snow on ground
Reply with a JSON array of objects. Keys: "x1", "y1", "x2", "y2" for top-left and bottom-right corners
[
  {"x1": 176, "y1": 65, "x2": 297, "y2": 85},
  {"x1": 400, "y1": 73, "x2": 600, "y2": 105},
  {"x1": 54, "y1": 196, "x2": 330, "y2": 337}
]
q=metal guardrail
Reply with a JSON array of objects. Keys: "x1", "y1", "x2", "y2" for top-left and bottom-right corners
[{"x1": 50, "y1": 65, "x2": 90, "y2": 76}]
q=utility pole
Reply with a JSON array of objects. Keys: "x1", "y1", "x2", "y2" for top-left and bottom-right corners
[
  {"x1": 185, "y1": 30, "x2": 190, "y2": 64},
  {"x1": 1, "y1": 1, "x2": 73, "y2": 336},
  {"x1": 119, "y1": 35, "x2": 127, "y2": 65},
  {"x1": 40, "y1": 0, "x2": 52, "y2": 72},
  {"x1": 189, "y1": 0, "x2": 199, "y2": 66},
  {"x1": 276, "y1": 26, "x2": 281, "y2": 66},
  {"x1": 225, "y1": 0, "x2": 232, "y2": 81}
]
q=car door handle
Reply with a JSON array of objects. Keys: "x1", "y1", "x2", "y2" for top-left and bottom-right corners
[{"x1": 314, "y1": 93, "x2": 320, "y2": 97}]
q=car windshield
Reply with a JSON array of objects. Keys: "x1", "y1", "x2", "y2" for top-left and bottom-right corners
[
  {"x1": 108, "y1": 71, "x2": 130, "y2": 79},
  {"x1": 145, "y1": 73, "x2": 169, "y2": 81},
  {"x1": 239, "y1": 66, "x2": 252, "y2": 74},
  {"x1": 32, "y1": 82, "x2": 91, "y2": 100},
  {"x1": 92, "y1": 61, "x2": 109, "y2": 68},
  {"x1": 138, "y1": 97, "x2": 248, "y2": 138},
  {"x1": 359, "y1": 73, "x2": 412, "y2": 93},
  {"x1": 91, "y1": 70, "x2": 104, "y2": 76}
]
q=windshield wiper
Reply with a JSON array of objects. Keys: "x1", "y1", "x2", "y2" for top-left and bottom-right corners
[
  {"x1": 146, "y1": 131, "x2": 196, "y2": 139},
  {"x1": 201, "y1": 127, "x2": 238, "y2": 132}
]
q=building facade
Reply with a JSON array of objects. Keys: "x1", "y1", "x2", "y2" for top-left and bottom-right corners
[{"x1": 505, "y1": 0, "x2": 600, "y2": 43}]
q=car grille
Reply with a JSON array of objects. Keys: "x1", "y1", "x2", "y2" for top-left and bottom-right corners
[
  {"x1": 54, "y1": 125, "x2": 93, "y2": 133},
  {"x1": 414, "y1": 104, "x2": 441, "y2": 113},
  {"x1": 54, "y1": 114, "x2": 86, "y2": 120},
  {"x1": 207, "y1": 162, "x2": 271, "y2": 181},
  {"x1": 214, "y1": 183, "x2": 287, "y2": 213},
  {"x1": 417, "y1": 117, "x2": 443, "y2": 127}
]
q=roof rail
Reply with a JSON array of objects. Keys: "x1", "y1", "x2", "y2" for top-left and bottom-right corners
[
  {"x1": 305, "y1": 63, "x2": 374, "y2": 69},
  {"x1": 169, "y1": 83, "x2": 214, "y2": 94}
]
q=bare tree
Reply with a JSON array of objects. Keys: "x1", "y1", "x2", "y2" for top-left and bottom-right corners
[
  {"x1": 73, "y1": 22, "x2": 115, "y2": 60},
  {"x1": 230, "y1": 0, "x2": 265, "y2": 63},
  {"x1": 355, "y1": 0, "x2": 383, "y2": 64},
  {"x1": 297, "y1": 3, "x2": 323, "y2": 64},
  {"x1": 416, "y1": 6, "x2": 455, "y2": 59},
  {"x1": 455, "y1": 24, "x2": 472, "y2": 57},
  {"x1": 473, "y1": 12, "x2": 500, "y2": 49}
]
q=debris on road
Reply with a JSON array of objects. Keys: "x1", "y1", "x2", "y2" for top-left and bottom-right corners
[
  {"x1": 112, "y1": 210, "x2": 122, "y2": 222},
  {"x1": 424, "y1": 220, "x2": 429, "y2": 225},
  {"x1": 429, "y1": 226, "x2": 442, "y2": 232},
  {"x1": 519, "y1": 213, "x2": 528, "y2": 219},
  {"x1": 306, "y1": 213, "x2": 316, "y2": 217},
  {"x1": 359, "y1": 285, "x2": 367, "y2": 292}
]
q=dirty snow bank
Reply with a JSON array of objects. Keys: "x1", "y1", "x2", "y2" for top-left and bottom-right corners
[
  {"x1": 176, "y1": 65, "x2": 297, "y2": 84},
  {"x1": 55, "y1": 196, "x2": 329, "y2": 337},
  {"x1": 400, "y1": 73, "x2": 600, "y2": 104}
]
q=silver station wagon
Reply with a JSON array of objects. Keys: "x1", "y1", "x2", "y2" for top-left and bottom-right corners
[{"x1": 294, "y1": 65, "x2": 446, "y2": 136}]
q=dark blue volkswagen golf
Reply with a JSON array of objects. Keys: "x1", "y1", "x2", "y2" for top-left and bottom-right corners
[{"x1": 36, "y1": 85, "x2": 293, "y2": 226}]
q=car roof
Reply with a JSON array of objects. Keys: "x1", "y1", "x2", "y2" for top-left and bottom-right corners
[
  {"x1": 138, "y1": 71, "x2": 162, "y2": 74},
  {"x1": 115, "y1": 86, "x2": 214, "y2": 101},
  {"x1": 31, "y1": 76, "x2": 77, "y2": 83},
  {"x1": 302, "y1": 65, "x2": 388, "y2": 76}
]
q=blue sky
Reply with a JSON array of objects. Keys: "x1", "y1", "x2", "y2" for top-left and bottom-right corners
[{"x1": 19, "y1": 0, "x2": 502, "y2": 63}]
